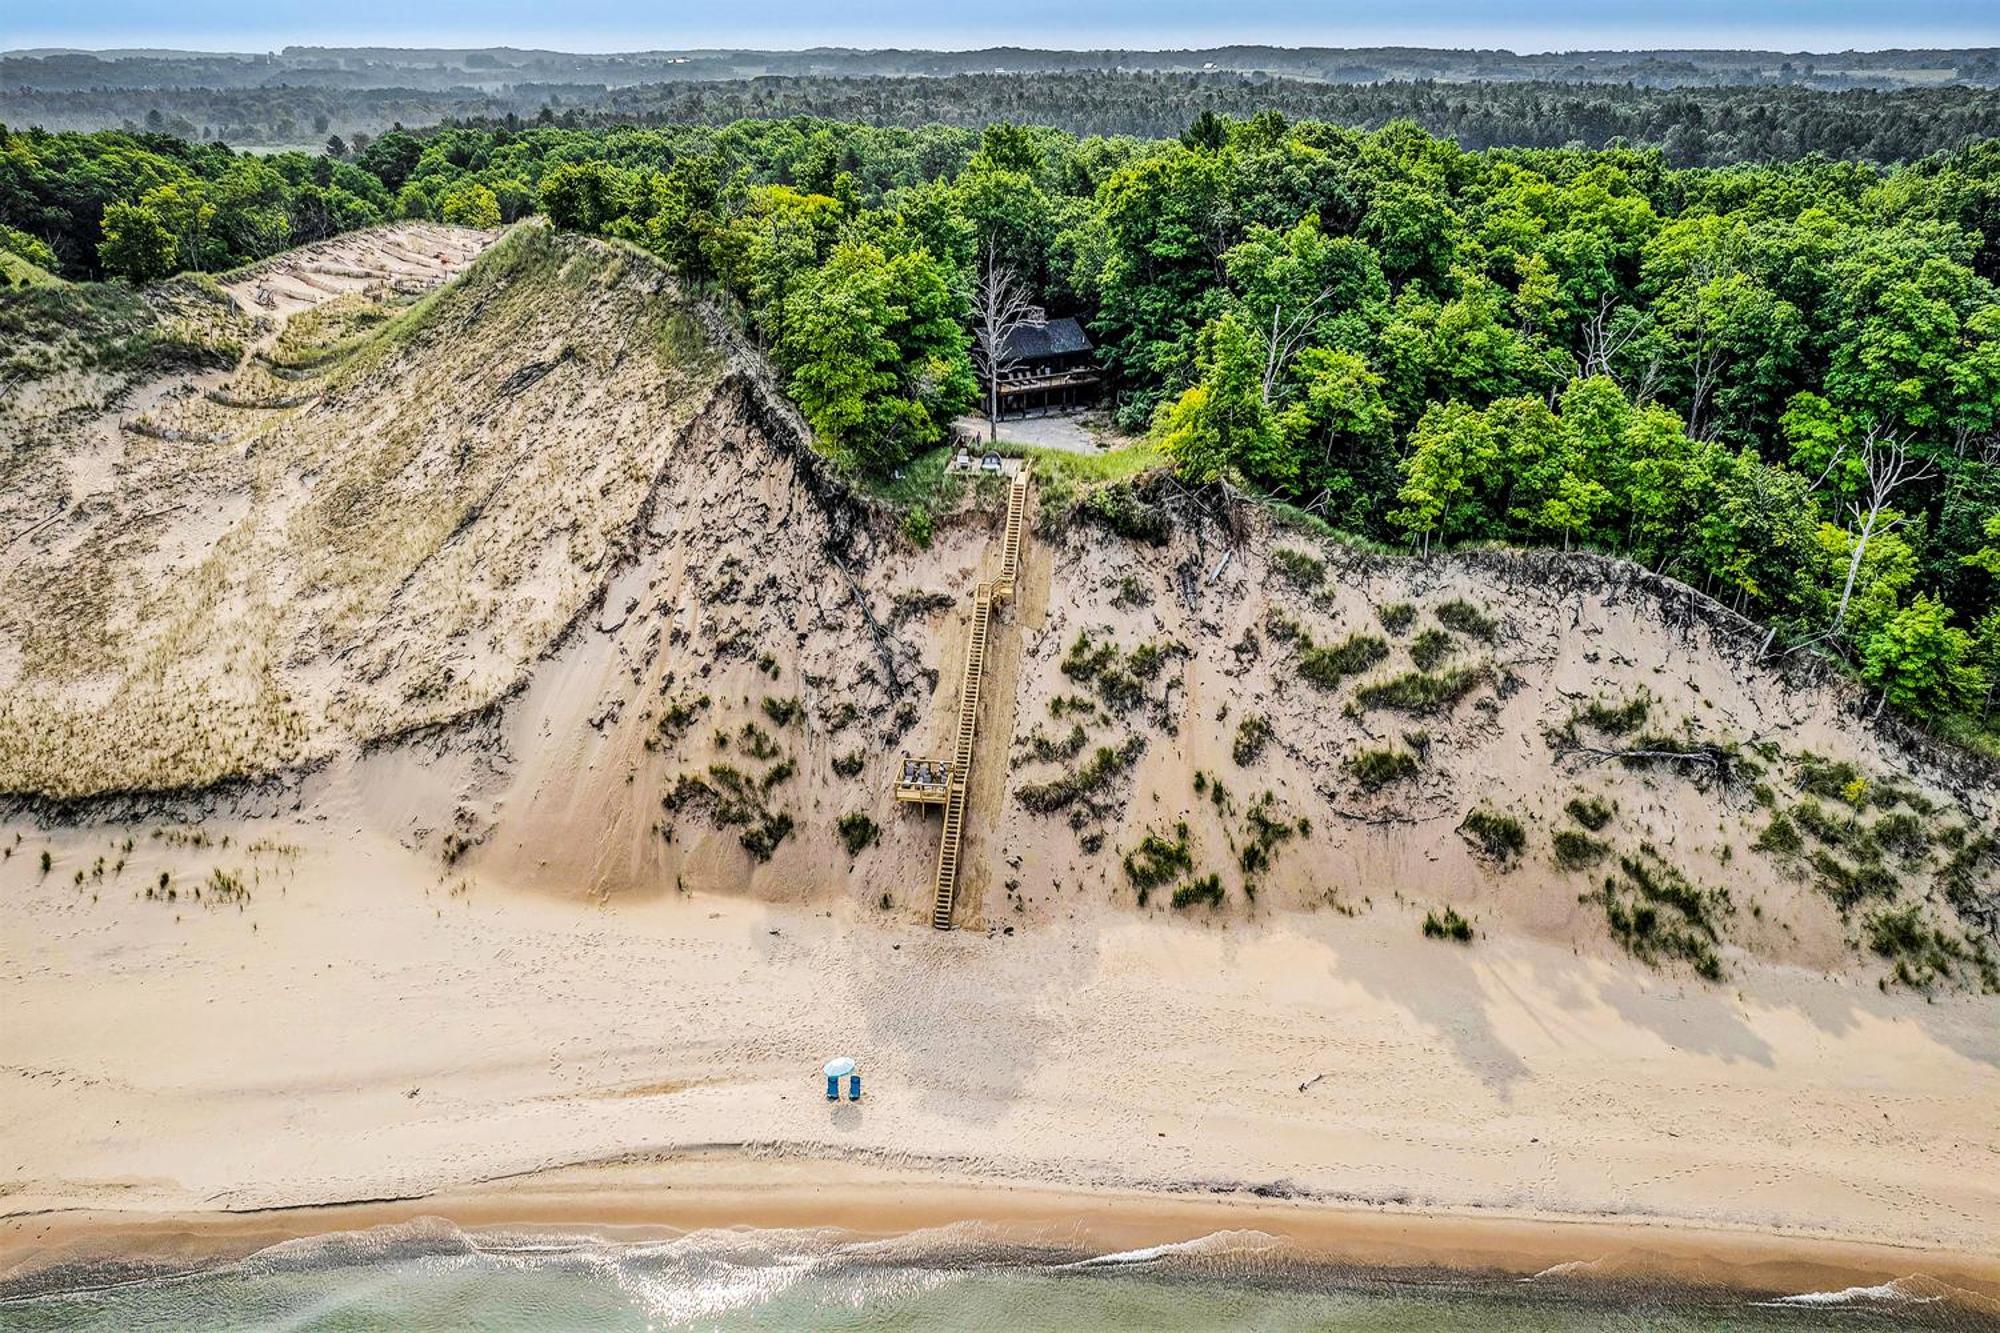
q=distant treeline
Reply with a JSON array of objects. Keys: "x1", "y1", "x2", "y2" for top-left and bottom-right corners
[
  {"x1": 586, "y1": 75, "x2": 2000, "y2": 166},
  {"x1": 9, "y1": 44, "x2": 1998, "y2": 94},
  {"x1": 9, "y1": 74, "x2": 2000, "y2": 167}
]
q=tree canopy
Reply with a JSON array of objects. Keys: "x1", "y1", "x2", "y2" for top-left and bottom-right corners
[{"x1": 5, "y1": 110, "x2": 1998, "y2": 739}]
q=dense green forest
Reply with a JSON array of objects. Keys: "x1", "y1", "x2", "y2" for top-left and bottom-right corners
[
  {"x1": 4, "y1": 113, "x2": 1999, "y2": 739},
  {"x1": 11, "y1": 74, "x2": 2000, "y2": 164}
]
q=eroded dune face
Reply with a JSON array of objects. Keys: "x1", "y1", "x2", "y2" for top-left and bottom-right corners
[
  {"x1": 445, "y1": 446, "x2": 1998, "y2": 989},
  {"x1": 986, "y1": 518, "x2": 2000, "y2": 982},
  {"x1": 0, "y1": 223, "x2": 733, "y2": 797},
  {"x1": 3, "y1": 225, "x2": 1994, "y2": 990}
]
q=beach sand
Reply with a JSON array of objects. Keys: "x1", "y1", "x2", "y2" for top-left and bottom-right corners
[{"x1": 3, "y1": 807, "x2": 1997, "y2": 1298}]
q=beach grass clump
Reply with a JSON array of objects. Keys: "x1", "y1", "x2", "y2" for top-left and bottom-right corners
[
  {"x1": 1061, "y1": 631, "x2": 1180, "y2": 714},
  {"x1": 1297, "y1": 633, "x2": 1390, "y2": 690},
  {"x1": 1375, "y1": 601, "x2": 1417, "y2": 635},
  {"x1": 1093, "y1": 662, "x2": 1146, "y2": 712},
  {"x1": 1122, "y1": 821, "x2": 1195, "y2": 906},
  {"x1": 204, "y1": 867, "x2": 250, "y2": 906},
  {"x1": 889, "y1": 589, "x2": 957, "y2": 626},
  {"x1": 1866, "y1": 779, "x2": 1936, "y2": 817},
  {"x1": 1754, "y1": 812, "x2": 1803, "y2": 855},
  {"x1": 1422, "y1": 906, "x2": 1474, "y2": 942},
  {"x1": 761, "y1": 696, "x2": 804, "y2": 727},
  {"x1": 738, "y1": 812, "x2": 795, "y2": 861},
  {"x1": 1862, "y1": 902, "x2": 1974, "y2": 991},
  {"x1": 1810, "y1": 850, "x2": 1900, "y2": 909},
  {"x1": 1269, "y1": 547, "x2": 1326, "y2": 591},
  {"x1": 1192, "y1": 769, "x2": 1236, "y2": 817},
  {"x1": 738, "y1": 723, "x2": 781, "y2": 762},
  {"x1": 1592, "y1": 846, "x2": 1729, "y2": 980},
  {"x1": 1231, "y1": 714, "x2": 1272, "y2": 766},
  {"x1": 1795, "y1": 755, "x2": 1869, "y2": 807},
  {"x1": 1870, "y1": 811, "x2": 1930, "y2": 864},
  {"x1": 1016, "y1": 736, "x2": 1147, "y2": 818},
  {"x1": 1171, "y1": 873, "x2": 1225, "y2": 910},
  {"x1": 1128, "y1": 641, "x2": 1176, "y2": 681},
  {"x1": 1345, "y1": 746, "x2": 1420, "y2": 791},
  {"x1": 1790, "y1": 797, "x2": 1868, "y2": 855},
  {"x1": 1579, "y1": 690, "x2": 1652, "y2": 737},
  {"x1": 1434, "y1": 598, "x2": 1499, "y2": 641},
  {"x1": 1109, "y1": 573, "x2": 1152, "y2": 609},
  {"x1": 1565, "y1": 795, "x2": 1614, "y2": 831},
  {"x1": 664, "y1": 755, "x2": 796, "y2": 862},
  {"x1": 1936, "y1": 832, "x2": 1997, "y2": 918},
  {"x1": 1027, "y1": 723, "x2": 1090, "y2": 764},
  {"x1": 1354, "y1": 663, "x2": 1488, "y2": 715},
  {"x1": 651, "y1": 692, "x2": 711, "y2": 747},
  {"x1": 702, "y1": 765, "x2": 765, "y2": 825},
  {"x1": 1237, "y1": 792, "x2": 1303, "y2": 885},
  {"x1": 1263, "y1": 607, "x2": 1306, "y2": 644},
  {"x1": 1788, "y1": 799, "x2": 1904, "y2": 907},
  {"x1": 1551, "y1": 828, "x2": 1609, "y2": 869},
  {"x1": 836, "y1": 812, "x2": 879, "y2": 857},
  {"x1": 1407, "y1": 627, "x2": 1456, "y2": 672},
  {"x1": 1459, "y1": 808, "x2": 1526, "y2": 864}
]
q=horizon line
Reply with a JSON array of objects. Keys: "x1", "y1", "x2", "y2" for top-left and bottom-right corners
[{"x1": 8, "y1": 37, "x2": 1998, "y2": 60}]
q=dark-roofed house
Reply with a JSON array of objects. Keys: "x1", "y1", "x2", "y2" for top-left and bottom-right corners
[{"x1": 989, "y1": 315, "x2": 1102, "y2": 418}]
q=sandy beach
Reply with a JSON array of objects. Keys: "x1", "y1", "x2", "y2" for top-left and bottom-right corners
[{"x1": 4, "y1": 803, "x2": 1997, "y2": 1299}]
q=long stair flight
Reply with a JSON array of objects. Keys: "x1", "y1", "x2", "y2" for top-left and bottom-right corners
[{"x1": 895, "y1": 467, "x2": 1031, "y2": 930}]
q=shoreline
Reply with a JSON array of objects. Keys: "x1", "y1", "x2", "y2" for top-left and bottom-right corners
[{"x1": 7, "y1": 1155, "x2": 2000, "y2": 1308}]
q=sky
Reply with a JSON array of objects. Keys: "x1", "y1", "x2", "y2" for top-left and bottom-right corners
[{"x1": 4, "y1": 0, "x2": 1996, "y2": 54}]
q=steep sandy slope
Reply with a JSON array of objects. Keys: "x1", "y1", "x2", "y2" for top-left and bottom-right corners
[
  {"x1": 2, "y1": 222, "x2": 1994, "y2": 993},
  {"x1": 0, "y1": 223, "x2": 738, "y2": 797},
  {"x1": 448, "y1": 454, "x2": 1999, "y2": 989},
  {"x1": 981, "y1": 499, "x2": 2000, "y2": 986}
]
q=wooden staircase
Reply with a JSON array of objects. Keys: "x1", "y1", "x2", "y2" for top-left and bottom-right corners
[
  {"x1": 998, "y1": 469, "x2": 1029, "y2": 591},
  {"x1": 928, "y1": 468, "x2": 1031, "y2": 931},
  {"x1": 932, "y1": 583, "x2": 992, "y2": 928}
]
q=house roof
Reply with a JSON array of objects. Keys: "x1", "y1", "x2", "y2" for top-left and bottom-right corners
[{"x1": 1001, "y1": 316, "x2": 1093, "y2": 362}]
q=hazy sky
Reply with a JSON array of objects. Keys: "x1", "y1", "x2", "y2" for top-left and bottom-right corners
[{"x1": 6, "y1": 0, "x2": 1996, "y2": 54}]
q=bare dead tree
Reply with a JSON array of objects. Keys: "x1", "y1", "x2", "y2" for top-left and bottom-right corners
[
  {"x1": 1831, "y1": 423, "x2": 1939, "y2": 634},
  {"x1": 968, "y1": 247, "x2": 1041, "y2": 442},
  {"x1": 1580, "y1": 293, "x2": 1642, "y2": 382},
  {"x1": 1260, "y1": 291, "x2": 1334, "y2": 408},
  {"x1": 1683, "y1": 266, "x2": 1721, "y2": 441}
]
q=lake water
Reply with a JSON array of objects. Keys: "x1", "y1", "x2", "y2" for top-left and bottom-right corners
[{"x1": 4, "y1": 1219, "x2": 1995, "y2": 1331}]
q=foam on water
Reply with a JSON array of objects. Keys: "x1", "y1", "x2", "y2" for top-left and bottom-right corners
[
  {"x1": 6, "y1": 1221, "x2": 1999, "y2": 1331},
  {"x1": 1052, "y1": 1228, "x2": 1285, "y2": 1270},
  {"x1": 1760, "y1": 1275, "x2": 1942, "y2": 1308}
]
